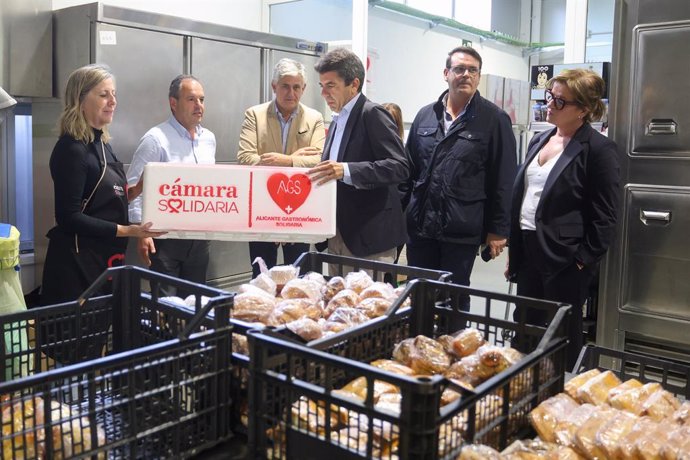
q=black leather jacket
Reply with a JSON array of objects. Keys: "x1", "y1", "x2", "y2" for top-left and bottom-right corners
[{"x1": 404, "y1": 90, "x2": 517, "y2": 244}]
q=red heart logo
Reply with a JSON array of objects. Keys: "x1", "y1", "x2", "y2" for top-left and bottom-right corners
[
  {"x1": 167, "y1": 198, "x2": 183, "y2": 213},
  {"x1": 266, "y1": 173, "x2": 312, "y2": 215}
]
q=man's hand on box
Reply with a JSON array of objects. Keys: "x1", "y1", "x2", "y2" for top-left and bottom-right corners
[
  {"x1": 307, "y1": 160, "x2": 344, "y2": 185},
  {"x1": 259, "y1": 152, "x2": 293, "y2": 166}
]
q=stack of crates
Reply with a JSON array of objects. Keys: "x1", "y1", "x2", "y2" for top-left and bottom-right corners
[{"x1": 0, "y1": 266, "x2": 234, "y2": 459}]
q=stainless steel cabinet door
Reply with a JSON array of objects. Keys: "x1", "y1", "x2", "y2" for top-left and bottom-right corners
[
  {"x1": 95, "y1": 23, "x2": 184, "y2": 165},
  {"x1": 191, "y1": 38, "x2": 261, "y2": 164},
  {"x1": 621, "y1": 185, "x2": 690, "y2": 322},
  {"x1": 630, "y1": 21, "x2": 690, "y2": 156}
]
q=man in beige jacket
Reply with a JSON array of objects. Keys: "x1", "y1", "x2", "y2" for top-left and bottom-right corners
[{"x1": 238, "y1": 58, "x2": 326, "y2": 277}]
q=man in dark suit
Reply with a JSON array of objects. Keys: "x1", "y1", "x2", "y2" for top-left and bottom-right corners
[{"x1": 308, "y1": 48, "x2": 409, "y2": 265}]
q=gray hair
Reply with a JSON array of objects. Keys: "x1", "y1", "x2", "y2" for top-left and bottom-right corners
[
  {"x1": 169, "y1": 74, "x2": 200, "y2": 99},
  {"x1": 271, "y1": 58, "x2": 307, "y2": 84}
]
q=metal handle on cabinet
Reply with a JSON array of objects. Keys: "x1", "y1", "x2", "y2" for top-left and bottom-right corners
[
  {"x1": 640, "y1": 209, "x2": 671, "y2": 225},
  {"x1": 645, "y1": 119, "x2": 677, "y2": 136}
]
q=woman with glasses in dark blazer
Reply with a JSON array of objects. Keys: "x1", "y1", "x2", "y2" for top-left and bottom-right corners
[{"x1": 506, "y1": 69, "x2": 620, "y2": 366}]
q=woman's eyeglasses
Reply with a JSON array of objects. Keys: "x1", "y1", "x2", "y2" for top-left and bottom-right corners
[{"x1": 545, "y1": 89, "x2": 580, "y2": 110}]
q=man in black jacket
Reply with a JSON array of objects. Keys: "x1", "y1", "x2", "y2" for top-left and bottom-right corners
[
  {"x1": 308, "y1": 48, "x2": 409, "y2": 265},
  {"x1": 404, "y1": 46, "x2": 517, "y2": 308}
]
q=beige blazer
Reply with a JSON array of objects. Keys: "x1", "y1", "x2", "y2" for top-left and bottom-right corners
[{"x1": 237, "y1": 101, "x2": 326, "y2": 168}]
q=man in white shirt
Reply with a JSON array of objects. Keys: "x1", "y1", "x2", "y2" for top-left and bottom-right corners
[{"x1": 127, "y1": 75, "x2": 216, "y2": 292}]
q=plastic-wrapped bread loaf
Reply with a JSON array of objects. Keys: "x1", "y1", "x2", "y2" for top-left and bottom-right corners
[
  {"x1": 280, "y1": 278, "x2": 322, "y2": 301},
  {"x1": 324, "y1": 289, "x2": 360, "y2": 318},
  {"x1": 616, "y1": 416, "x2": 659, "y2": 459},
  {"x1": 322, "y1": 276, "x2": 345, "y2": 302},
  {"x1": 593, "y1": 409, "x2": 637, "y2": 459},
  {"x1": 267, "y1": 264, "x2": 299, "y2": 290},
  {"x1": 249, "y1": 272, "x2": 277, "y2": 296},
  {"x1": 573, "y1": 406, "x2": 618, "y2": 459},
  {"x1": 609, "y1": 382, "x2": 662, "y2": 415},
  {"x1": 529, "y1": 393, "x2": 581, "y2": 443},
  {"x1": 356, "y1": 297, "x2": 393, "y2": 318},
  {"x1": 606, "y1": 377, "x2": 643, "y2": 402},
  {"x1": 392, "y1": 335, "x2": 451, "y2": 375},
  {"x1": 633, "y1": 418, "x2": 672, "y2": 460},
  {"x1": 564, "y1": 368, "x2": 601, "y2": 400},
  {"x1": 344, "y1": 270, "x2": 374, "y2": 294},
  {"x1": 359, "y1": 282, "x2": 395, "y2": 300},
  {"x1": 672, "y1": 400, "x2": 690, "y2": 426},
  {"x1": 640, "y1": 388, "x2": 681, "y2": 421},
  {"x1": 451, "y1": 328, "x2": 486, "y2": 357},
  {"x1": 266, "y1": 298, "x2": 312, "y2": 326},
  {"x1": 301, "y1": 271, "x2": 326, "y2": 287},
  {"x1": 232, "y1": 292, "x2": 276, "y2": 323},
  {"x1": 662, "y1": 425, "x2": 690, "y2": 460},
  {"x1": 285, "y1": 317, "x2": 323, "y2": 341},
  {"x1": 553, "y1": 403, "x2": 597, "y2": 447},
  {"x1": 477, "y1": 345, "x2": 523, "y2": 373},
  {"x1": 575, "y1": 370, "x2": 622, "y2": 405},
  {"x1": 323, "y1": 307, "x2": 368, "y2": 333},
  {"x1": 444, "y1": 354, "x2": 497, "y2": 386},
  {"x1": 239, "y1": 282, "x2": 277, "y2": 301}
]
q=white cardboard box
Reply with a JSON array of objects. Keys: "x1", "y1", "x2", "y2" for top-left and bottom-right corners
[{"x1": 141, "y1": 163, "x2": 336, "y2": 243}]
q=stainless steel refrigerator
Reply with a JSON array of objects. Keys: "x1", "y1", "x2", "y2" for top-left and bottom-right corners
[
  {"x1": 598, "y1": 0, "x2": 690, "y2": 360},
  {"x1": 34, "y1": 2, "x2": 327, "y2": 289}
]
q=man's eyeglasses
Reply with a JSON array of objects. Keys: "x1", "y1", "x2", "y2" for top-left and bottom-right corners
[
  {"x1": 448, "y1": 65, "x2": 480, "y2": 76},
  {"x1": 545, "y1": 89, "x2": 580, "y2": 110}
]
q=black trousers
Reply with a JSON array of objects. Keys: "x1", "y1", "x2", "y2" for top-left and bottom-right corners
[
  {"x1": 249, "y1": 242, "x2": 309, "y2": 278},
  {"x1": 513, "y1": 231, "x2": 595, "y2": 368},
  {"x1": 406, "y1": 237, "x2": 479, "y2": 335},
  {"x1": 150, "y1": 239, "x2": 210, "y2": 298}
]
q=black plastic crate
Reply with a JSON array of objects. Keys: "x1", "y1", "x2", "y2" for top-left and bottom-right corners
[
  {"x1": 0, "y1": 266, "x2": 234, "y2": 459},
  {"x1": 180, "y1": 251, "x2": 451, "y2": 433},
  {"x1": 248, "y1": 278, "x2": 571, "y2": 460},
  {"x1": 572, "y1": 344, "x2": 690, "y2": 399}
]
